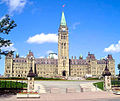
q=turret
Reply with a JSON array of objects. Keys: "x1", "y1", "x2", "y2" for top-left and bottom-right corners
[
  {"x1": 4, "y1": 52, "x2": 13, "y2": 77},
  {"x1": 26, "y1": 50, "x2": 35, "y2": 74},
  {"x1": 86, "y1": 52, "x2": 96, "y2": 60},
  {"x1": 16, "y1": 52, "x2": 19, "y2": 58},
  {"x1": 79, "y1": 54, "x2": 83, "y2": 59}
]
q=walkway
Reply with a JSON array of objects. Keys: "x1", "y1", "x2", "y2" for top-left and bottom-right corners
[
  {"x1": 35, "y1": 80, "x2": 100, "y2": 93},
  {"x1": 0, "y1": 92, "x2": 120, "y2": 101},
  {"x1": 80, "y1": 82, "x2": 102, "y2": 92},
  {"x1": 34, "y1": 84, "x2": 46, "y2": 93}
]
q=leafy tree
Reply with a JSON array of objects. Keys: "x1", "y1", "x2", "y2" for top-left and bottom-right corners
[
  {"x1": 118, "y1": 63, "x2": 120, "y2": 71},
  {"x1": 0, "y1": 14, "x2": 17, "y2": 58}
]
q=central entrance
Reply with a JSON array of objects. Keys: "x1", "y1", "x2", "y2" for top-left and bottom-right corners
[{"x1": 62, "y1": 70, "x2": 66, "y2": 76}]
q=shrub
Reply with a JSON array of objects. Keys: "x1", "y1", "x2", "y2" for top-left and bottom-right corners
[
  {"x1": 34, "y1": 77, "x2": 61, "y2": 80},
  {"x1": 86, "y1": 77, "x2": 100, "y2": 80},
  {"x1": 0, "y1": 81, "x2": 27, "y2": 88}
]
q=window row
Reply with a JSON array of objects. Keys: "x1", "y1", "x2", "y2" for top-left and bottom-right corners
[
  {"x1": 61, "y1": 36, "x2": 66, "y2": 39},
  {"x1": 12, "y1": 71, "x2": 27, "y2": 73}
]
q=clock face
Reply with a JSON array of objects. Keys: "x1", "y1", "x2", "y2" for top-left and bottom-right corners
[{"x1": 62, "y1": 28, "x2": 66, "y2": 31}]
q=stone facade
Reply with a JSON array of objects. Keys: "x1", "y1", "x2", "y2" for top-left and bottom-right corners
[
  {"x1": 4, "y1": 12, "x2": 115, "y2": 78},
  {"x1": 69, "y1": 53, "x2": 115, "y2": 77}
]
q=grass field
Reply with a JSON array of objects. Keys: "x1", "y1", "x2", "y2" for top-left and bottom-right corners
[
  {"x1": 93, "y1": 82, "x2": 104, "y2": 90},
  {"x1": 93, "y1": 80, "x2": 120, "y2": 90}
]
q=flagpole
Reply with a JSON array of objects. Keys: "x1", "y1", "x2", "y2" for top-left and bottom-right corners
[{"x1": 62, "y1": 4, "x2": 65, "y2": 12}]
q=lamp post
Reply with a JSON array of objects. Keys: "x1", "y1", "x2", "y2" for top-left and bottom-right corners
[
  {"x1": 27, "y1": 56, "x2": 35, "y2": 93},
  {"x1": 102, "y1": 58, "x2": 111, "y2": 91}
]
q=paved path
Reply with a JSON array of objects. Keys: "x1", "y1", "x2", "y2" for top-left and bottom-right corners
[
  {"x1": 33, "y1": 92, "x2": 120, "y2": 101},
  {"x1": 0, "y1": 92, "x2": 120, "y2": 101},
  {"x1": 80, "y1": 82, "x2": 102, "y2": 92},
  {"x1": 0, "y1": 81, "x2": 120, "y2": 101},
  {"x1": 35, "y1": 80, "x2": 100, "y2": 93},
  {"x1": 34, "y1": 84, "x2": 46, "y2": 93}
]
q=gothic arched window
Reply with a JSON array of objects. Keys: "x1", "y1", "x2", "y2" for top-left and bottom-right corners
[
  {"x1": 64, "y1": 43, "x2": 66, "y2": 49},
  {"x1": 63, "y1": 60, "x2": 66, "y2": 66},
  {"x1": 61, "y1": 43, "x2": 63, "y2": 49}
]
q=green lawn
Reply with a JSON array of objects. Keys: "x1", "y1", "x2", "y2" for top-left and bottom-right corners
[
  {"x1": 93, "y1": 82, "x2": 104, "y2": 90},
  {"x1": 93, "y1": 80, "x2": 120, "y2": 90}
]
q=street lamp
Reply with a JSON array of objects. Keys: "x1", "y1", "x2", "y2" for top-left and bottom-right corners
[
  {"x1": 102, "y1": 58, "x2": 111, "y2": 91},
  {"x1": 27, "y1": 56, "x2": 35, "y2": 92}
]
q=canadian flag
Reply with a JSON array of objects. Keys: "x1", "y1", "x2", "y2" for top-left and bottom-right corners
[{"x1": 62, "y1": 4, "x2": 65, "y2": 8}]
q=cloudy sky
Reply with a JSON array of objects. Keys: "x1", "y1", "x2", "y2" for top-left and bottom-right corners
[{"x1": 0, "y1": 0, "x2": 120, "y2": 75}]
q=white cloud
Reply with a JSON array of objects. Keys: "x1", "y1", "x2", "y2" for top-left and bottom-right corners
[
  {"x1": 21, "y1": 56, "x2": 26, "y2": 58},
  {"x1": 1, "y1": 44, "x2": 17, "y2": 51},
  {"x1": 27, "y1": 33, "x2": 58, "y2": 44},
  {"x1": 46, "y1": 50, "x2": 54, "y2": 54},
  {"x1": 72, "y1": 22, "x2": 80, "y2": 30},
  {"x1": 104, "y1": 40, "x2": 120, "y2": 53},
  {"x1": 1, "y1": 0, "x2": 27, "y2": 14},
  {"x1": 39, "y1": 56, "x2": 44, "y2": 58},
  {"x1": 0, "y1": 16, "x2": 6, "y2": 22}
]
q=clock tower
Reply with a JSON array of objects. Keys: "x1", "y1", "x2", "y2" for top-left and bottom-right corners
[{"x1": 58, "y1": 12, "x2": 69, "y2": 77}]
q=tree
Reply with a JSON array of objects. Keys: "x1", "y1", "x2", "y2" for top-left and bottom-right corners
[
  {"x1": 0, "y1": 14, "x2": 17, "y2": 58},
  {"x1": 118, "y1": 64, "x2": 120, "y2": 71},
  {"x1": 117, "y1": 63, "x2": 120, "y2": 77}
]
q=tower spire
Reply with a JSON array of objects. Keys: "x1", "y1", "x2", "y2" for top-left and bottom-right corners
[
  {"x1": 58, "y1": 11, "x2": 69, "y2": 77},
  {"x1": 61, "y1": 12, "x2": 66, "y2": 26}
]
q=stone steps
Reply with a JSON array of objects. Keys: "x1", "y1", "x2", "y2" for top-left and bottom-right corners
[
  {"x1": 80, "y1": 83, "x2": 102, "y2": 92},
  {"x1": 34, "y1": 84, "x2": 46, "y2": 93}
]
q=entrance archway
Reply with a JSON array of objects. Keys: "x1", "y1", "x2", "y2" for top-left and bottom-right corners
[{"x1": 62, "y1": 71, "x2": 66, "y2": 76}]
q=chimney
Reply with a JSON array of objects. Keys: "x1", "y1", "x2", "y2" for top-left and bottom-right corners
[
  {"x1": 71, "y1": 56, "x2": 73, "y2": 59},
  {"x1": 75, "y1": 56, "x2": 76, "y2": 59}
]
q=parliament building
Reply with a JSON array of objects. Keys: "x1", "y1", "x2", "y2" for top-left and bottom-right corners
[{"x1": 4, "y1": 12, "x2": 115, "y2": 78}]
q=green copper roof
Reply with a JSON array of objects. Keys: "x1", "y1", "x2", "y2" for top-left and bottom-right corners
[
  {"x1": 16, "y1": 52, "x2": 19, "y2": 56},
  {"x1": 80, "y1": 54, "x2": 83, "y2": 57},
  {"x1": 61, "y1": 12, "x2": 66, "y2": 26}
]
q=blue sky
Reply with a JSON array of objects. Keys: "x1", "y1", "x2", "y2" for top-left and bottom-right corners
[{"x1": 0, "y1": 0, "x2": 120, "y2": 75}]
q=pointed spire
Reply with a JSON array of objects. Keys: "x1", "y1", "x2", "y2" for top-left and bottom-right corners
[
  {"x1": 79, "y1": 54, "x2": 83, "y2": 59},
  {"x1": 102, "y1": 59, "x2": 111, "y2": 76},
  {"x1": 61, "y1": 12, "x2": 66, "y2": 26},
  {"x1": 16, "y1": 52, "x2": 19, "y2": 58}
]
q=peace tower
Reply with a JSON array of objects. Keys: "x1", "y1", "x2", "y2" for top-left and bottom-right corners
[{"x1": 58, "y1": 12, "x2": 69, "y2": 76}]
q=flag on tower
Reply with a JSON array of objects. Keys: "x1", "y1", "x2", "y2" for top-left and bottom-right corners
[{"x1": 62, "y1": 4, "x2": 65, "y2": 8}]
